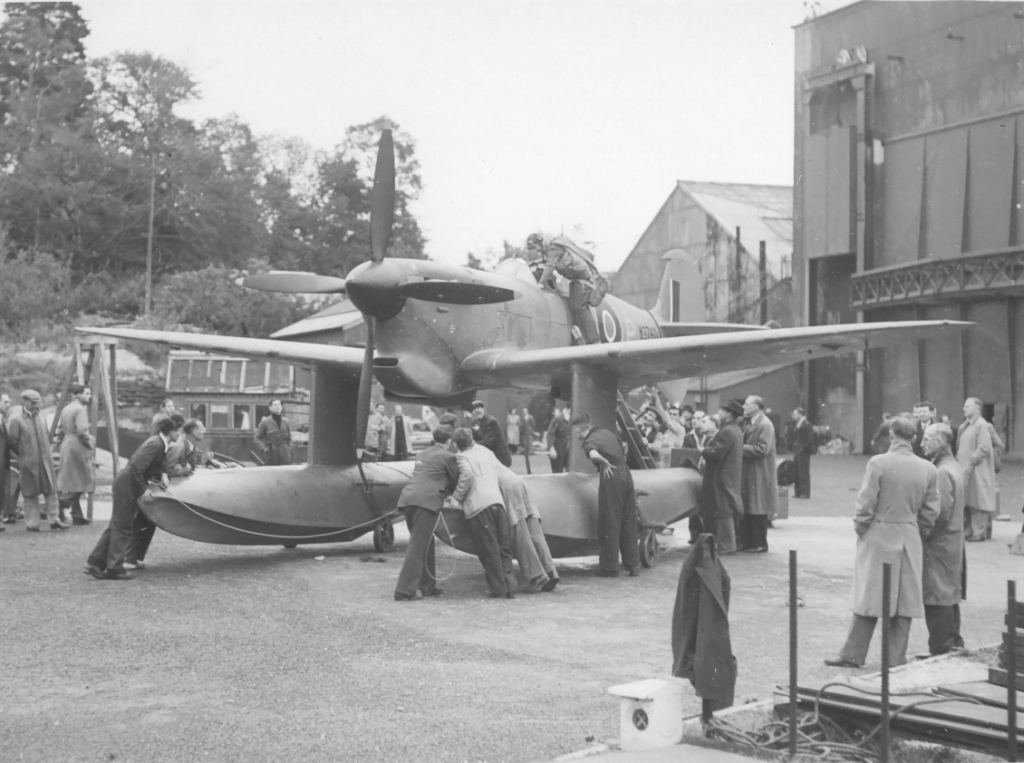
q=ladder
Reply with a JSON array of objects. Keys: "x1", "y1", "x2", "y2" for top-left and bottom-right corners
[{"x1": 615, "y1": 393, "x2": 658, "y2": 469}]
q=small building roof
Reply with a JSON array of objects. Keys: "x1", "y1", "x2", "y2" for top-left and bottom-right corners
[
  {"x1": 676, "y1": 180, "x2": 793, "y2": 270},
  {"x1": 271, "y1": 299, "x2": 364, "y2": 339}
]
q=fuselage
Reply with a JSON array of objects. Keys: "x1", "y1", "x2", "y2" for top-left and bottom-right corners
[{"x1": 343, "y1": 256, "x2": 662, "y2": 401}]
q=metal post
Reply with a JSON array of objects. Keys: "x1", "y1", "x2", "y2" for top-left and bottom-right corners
[
  {"x1": 880, "y1": 562, "x2": 892, "y2": 763},
  {"x1": 759, "y1": 241, "x2": 769, "y2": 326},
  {"x1": 789, "y1": 550, "x2": 798, "y2": 759},
  {"x1": 1010, "y1": 580, "x2": 1018, "y2": 762}
]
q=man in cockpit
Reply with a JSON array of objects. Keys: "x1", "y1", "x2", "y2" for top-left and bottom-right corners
[{"x1": 526, "y1": 233, "x2": 609, "y2": 345}]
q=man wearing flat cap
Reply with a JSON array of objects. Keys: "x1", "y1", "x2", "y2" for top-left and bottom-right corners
[
  {"x1": 470, "y1": 400, "x2": 512, "y2": 467},
  {"x1": 8, "y1": 389, "x2": 67, "y2": 530}
]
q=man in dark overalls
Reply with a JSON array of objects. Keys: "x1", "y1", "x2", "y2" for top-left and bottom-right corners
[{"x1": 572, "y1": 412, "x2": 639, "y2": 577}]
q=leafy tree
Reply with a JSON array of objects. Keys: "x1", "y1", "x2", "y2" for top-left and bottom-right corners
[
  {"x1": 93, "y1": 51, "x2": 199, "y2": 313},
  {"x1": 153, "y1": 260, "x2": 318, "y2": 338}
]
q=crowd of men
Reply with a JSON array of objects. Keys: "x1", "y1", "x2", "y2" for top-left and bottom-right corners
[
  {"x1": 630, "y1": 391, "x2": 786, "y2": 555},
  {"x1": 0, "y1": 388, "x2": 288, "y2": 579}
]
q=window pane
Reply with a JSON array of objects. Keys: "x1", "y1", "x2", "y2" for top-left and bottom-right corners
[
  {"x1": 255, "y1": 404, "x2": 271, "y2": 424},
  {"x1": 210, "y1": 404, "x2": 229, "y2": 429},
  {"x1": 233, "y1": 404, "x2": 251, "y2": 430},
  {"x1": 189, "y1": 403, "x2": 207, "y2": 425}
]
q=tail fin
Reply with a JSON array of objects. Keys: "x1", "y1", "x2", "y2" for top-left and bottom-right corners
[{"x1": 651, "y1": 248, "x2": 705, "y2": 324}]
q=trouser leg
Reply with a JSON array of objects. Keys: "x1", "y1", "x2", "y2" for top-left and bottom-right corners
[
  {"x1": 42, "y1": 493, "x2": 58, "y2": 524},
  {"x1": 127, "y1": 510, "x2": 157, "y2": 563},
  {"x1": 966, "y1": 507, "x2": 990, "y2": 540},
  {"x1": 838, "y1": 614, "x2": 877, "y2": 666},
  {"x1": 87, "y1": 526, "x2": 112, "y2": 570},
  {"x1": 512, "y1": 519, "x2": 547, "y2": 584},
  {"x1": 70, "y1": 494, "x2": 85, "y2": 520},
  {"x1": 619, "y1": 487, "x2": 640, "y2": 571},
  {"x1": 688, "y1": 514, "x2": 703, "y2": 543},
  {"x1": 491, "y1": 506, "x2": 518, "y2": 593},
  {"x1": 795, "y1": 453, "x2": 811, "y2": 497},
  {"x1": 751, "y1": 515, "x2": 768, "y2": 549},
  {"x1": 951, "y1": 604, "x2": 964, "y2": 648},
  {"x1": 465, "y1": 510, "x2": 508, "y2": 595},
  {"x1": 526, "y1": 516, "x2": 558, "y2": 579},
  {"x1": 24, "y1": 494, "x2": 41, "y2": 529},
  {"x1": 106, "y1": 497, "x2": 137, "y2": 574},
  {"x1": 925, "y1": 605, "x2": 956, "y2": 655},
  {"x1": 395, "y1": 506, "x2": 439, "y2": 597},
  {"x1": 715, "y1": 517, "x2": 737, "y2": 553},
  {"x1": 597, "y1": 493, "x2": 623, "y2": 574},
  {"x1": 889, "y1": 616, "x2": 912, "y2": 666}
]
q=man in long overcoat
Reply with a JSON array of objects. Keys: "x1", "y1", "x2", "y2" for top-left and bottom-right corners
[
  {"x1": 740, "y1": 395, "x2": 778, "y2": 553},
  {"x1": 574, "y1": 412, "x2": 640, "y2": 577},
  {"x1": 921, "y1": 422, "x2": 966, "y2": 656},
  {"x1": 957, "y1": 397, "x2": 996, "y2": 542},
  {"x1": 788, "y1": 407, "x2": 814, "y2": 499},
  {"x1": 254, "y1": 399, "x2": 293, "y2": 465},
  {"x1": 56, "y1": 384, "x2": 96, "y2": 525},
  {"x1": 700, "y1": 404, "x2": 743, "y2": 554},
  {"x1": 826, "y1": 416, "x2": 939, "y2": 668},
  {"x1": 8, "y1": 389, "x2": 66, "y2": 531}
]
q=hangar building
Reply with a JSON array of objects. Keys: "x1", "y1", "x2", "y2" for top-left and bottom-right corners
[
  {"x1": 795, "y1": 0, "x2": 1024, "y2": 452},
  {"x1": 611, "y1": 181, "x2": 802, "y2": 415}
]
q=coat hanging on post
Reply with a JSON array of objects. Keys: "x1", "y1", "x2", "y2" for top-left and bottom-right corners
[{"x1": 671, "y1": 534, "x2": 736, "y2": 711}]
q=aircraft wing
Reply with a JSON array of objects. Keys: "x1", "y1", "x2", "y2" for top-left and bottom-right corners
[
  {"x1": 461, "y1": 320, "x2": 971, "y2": 386},
  {"x1": 76, "y1": 327, "x2": 364, "y2": 377}
]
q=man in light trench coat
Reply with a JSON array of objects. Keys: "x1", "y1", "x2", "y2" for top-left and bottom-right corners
[
  {"x1": 957, "y1": 397, "x2": 997, "y2": 542},
  {"x1": 56, "y1": 384, "x2": 96, "y2": 525},
  {"x1": 920, "y1": 422, "x2": 966, "y2": 656},
  {"x1": 740, "y1": 395, "x2": 778, "y2": 553},
  {"x1": 825, "y1": 415, "x2": 939, "y2": 668}
]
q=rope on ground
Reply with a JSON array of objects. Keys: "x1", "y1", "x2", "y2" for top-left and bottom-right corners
[{"x1": 704, "y1": 680, "x2": 985, "y2": 761}]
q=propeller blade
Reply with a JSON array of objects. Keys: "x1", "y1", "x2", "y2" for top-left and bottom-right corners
[
  {"x1": 396, "y1": 280, "x2": 519, "y2": 305},
  {"x1": 369, "y1": 130, "x2": 395, "y2": 263},
  {"x1": 237, "y1": 271, "x2": 347, "y2": 294},
  {"x1": 354, "y1": 316, "x2": 375, "y2": 452}
]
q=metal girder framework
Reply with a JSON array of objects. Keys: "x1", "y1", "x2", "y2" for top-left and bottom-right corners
[{"x1": 852, "y1": 248, "x2": 1024, "y2": 309}]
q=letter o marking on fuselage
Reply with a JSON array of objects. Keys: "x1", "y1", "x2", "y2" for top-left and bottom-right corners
[{"x1": 600, "y1": 308, "x2": 620, "y2": 343}]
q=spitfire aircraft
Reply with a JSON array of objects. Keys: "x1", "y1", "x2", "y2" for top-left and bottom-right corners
[{"x1": 82, "y1": 130, "x2": 968, "y2": 562}]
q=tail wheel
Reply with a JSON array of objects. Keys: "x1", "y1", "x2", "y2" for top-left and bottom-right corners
[
  {"x1": 639, "y1": 529, "x2": 660, "y2": 568},
  {"x1": 373, "y1": 520, "x2": 395, "y2": 553}
]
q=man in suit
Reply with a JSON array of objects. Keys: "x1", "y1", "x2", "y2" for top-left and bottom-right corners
[
  {"x1": 125, "y1": 414, "x2": 195, "y2": 571},
  {"x1": 470, "y1": 400, "x2": 512, "y2": 467},
  {"x1": 394, "y1": 427, "x2": 461, "y2": 601},
  {"x1": 254, "y1": 399, "x2": 293, "y2": 465},
  {"x1": 85, "y1": 415, "x2": 178, "y2": 580},
  {"x1": 825, "y1": 416, "x2": 939, "y2": 668},
  {"x1": 788, "y1": 407, "x2": 814, "y2": 499},
  {"x1": 912, "y1": 402, "x2": 936, "y2": 458},
  {"x1": 8, "y1": 389, "x2": 66, "y2": 531},
  {"x1": 546, "y1": 407, "x2": 572, "y2": 473},
  {"x1": 573, "y1": 412, "x2": 640, "y2": 577},
  {"x1": 920, "y1": 422, "x2": 966, "y2": 656},
  {"x1": 700, "y1": 401, "x2": 744, "y2": 554}
]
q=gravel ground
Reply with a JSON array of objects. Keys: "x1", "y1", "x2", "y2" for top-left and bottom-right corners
[{"x1": 2, "y1": 458, "x2": 1022, "y2": 763}]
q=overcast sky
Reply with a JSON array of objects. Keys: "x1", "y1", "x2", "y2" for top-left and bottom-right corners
[{"x1": 77, "y1": 0, "x2": 843, "y2": 271}]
